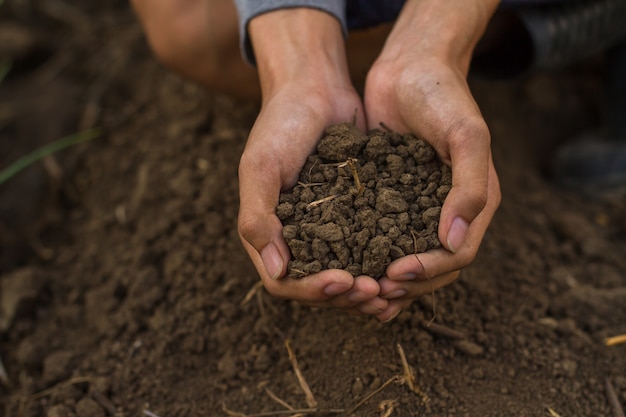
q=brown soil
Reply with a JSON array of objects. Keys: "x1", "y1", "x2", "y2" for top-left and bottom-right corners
[
  {"x1": 1, "y1": 3, "x2": 626, "y2": 417},
  {"x1": 279, "y1": 123, "x2": 450, "y2": 278}
]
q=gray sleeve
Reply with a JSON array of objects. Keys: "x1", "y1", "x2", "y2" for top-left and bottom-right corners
[{"x1": 233, "y1": 0, "x2": 347, "y2": 66}]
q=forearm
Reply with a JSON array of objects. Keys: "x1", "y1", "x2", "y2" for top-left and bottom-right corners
[
  {"x1": 248, "y1": 8, "x2": 352, "y2": 98},
  {"x1": 380, "y1": 0, "x2": 501, "y2": 73}
]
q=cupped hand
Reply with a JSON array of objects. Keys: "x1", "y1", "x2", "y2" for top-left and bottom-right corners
[
  {"x1": 238, "y1": 83, "x2": 389, "y2": 315},
  {"x1": 236, "y1": 8, "x2": 393, "y2": 316},
  {"x1": 364, "y1": 56, "x2": 501, "y2": 322}
]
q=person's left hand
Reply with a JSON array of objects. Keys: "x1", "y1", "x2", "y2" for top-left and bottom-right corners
[{"x1": 362, "y1": 0, "x2": 502, "y2": 322}]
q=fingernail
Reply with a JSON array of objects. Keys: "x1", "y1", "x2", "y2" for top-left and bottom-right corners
[
  {"x1": 382, "y1": 309, "x2": 401, "y2": 324},
  {"x1": 394, "y1": 273, "x2": 418, "y2": 281},
  {"x1": 261, "y1": 242, "x2": 283, "y2": 280},
  {"x1": 360, "y1": 304, "x2": 384, "y2": 315},
  {"x1": 447, "y1": 216, "x2": 468, "y2": 253},
  {"x1": 383, "y1": 289, "x2": 407, "y2": 299},
  {"x1": 324, "y1": 282, "x2": 352, "y2": 296}
]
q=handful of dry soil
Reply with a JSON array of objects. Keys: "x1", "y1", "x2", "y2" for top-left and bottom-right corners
[{"x1": 277, "y1": 123, "x2": 451, "y2": 278}]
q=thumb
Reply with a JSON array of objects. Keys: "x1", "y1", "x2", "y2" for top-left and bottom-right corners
[
  {"x1": 238, "y1": 152, "x2": 291, "y2": 280},
  {"x1": 438, "y1": 122, "x2": 491, "y2": 257},
  {"x1": 239, "y1": 213, "x2": 290, "y2": 280}
]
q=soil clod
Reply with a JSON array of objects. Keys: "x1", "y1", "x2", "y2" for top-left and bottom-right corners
[{"x1": 278, "y1": 123, "x2": 451, "y2": 278}]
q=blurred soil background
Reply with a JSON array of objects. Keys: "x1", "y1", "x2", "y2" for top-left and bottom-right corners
[{"x1": 0, "y1": 1, "x2": 625, "y2": 416}]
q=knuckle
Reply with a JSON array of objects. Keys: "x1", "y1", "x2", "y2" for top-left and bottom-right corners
[
  {"x1": 456, "y1": 244, "x2": 479, "y2": 267},
  {"x1": 263, "y1": 283, "x2": 284, "y2": 299},
  {"x1": 238, "y1": 149, "x2": 259, "y2": 176},
  {"x1": 447, "y1": 118, "x2": 491, "y2": 149},
  {"x1": 237, "y1": 212, "x2": 258, "y2": 243},
  {"x1": 466, "y1": 188, "x2": 489, "y2": 214}
]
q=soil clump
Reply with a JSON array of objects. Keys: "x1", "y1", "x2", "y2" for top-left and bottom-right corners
[{"x1": 278, "y1": 123, "x2": 451, "y2": 278}]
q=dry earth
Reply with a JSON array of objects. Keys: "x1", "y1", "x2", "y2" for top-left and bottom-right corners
[{"x1": 1, "y1": 2, "x2": 625, "y2": 417}]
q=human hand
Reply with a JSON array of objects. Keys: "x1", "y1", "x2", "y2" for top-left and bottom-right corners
[
  {"x1": 363, "y1": 0, "x2": 502, "y2": 322},
  {"x1": 238, "y1": 8, "x2": 388, "y2": 315}
]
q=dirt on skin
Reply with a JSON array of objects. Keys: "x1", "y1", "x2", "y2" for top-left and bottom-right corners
[
  {"x1": 1, "y1": 2, "x2": 626, "y2": 417},
  {"x1": 279, "y1": 123, "x2": 450, "y2": 278}
]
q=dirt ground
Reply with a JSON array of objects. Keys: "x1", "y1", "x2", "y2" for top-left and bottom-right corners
[{"x1": 1, "y1": 2, "x2": 625, "y2": 417}]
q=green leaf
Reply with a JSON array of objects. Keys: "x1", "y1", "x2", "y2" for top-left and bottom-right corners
[{"x1": 0, "y1": 129, "x2": 101, "y2": 185}]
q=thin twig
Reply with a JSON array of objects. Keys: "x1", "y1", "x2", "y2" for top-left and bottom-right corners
[
  {"x1": 256, "y1": 287, "x2": 270, "y2": 322},
  {"x1": 284, "y1": 339, "x2": 318, "y2": 408},
  {"x1": 0, "y1": 355, "x2": 9, "y2": 386},
  {"x1": 347, "y1": 375, "x2": 403, "y2": 415},
  {"x1": 306, "y1": 194, "x2": 340, "y2": 211},
  {"x1": 222, "y1": 404, "x2": 344, "y2": 417},
  {"x1": 421, "y1": 322, "x2": 466, "y2": 340},
  {"x1": 127, "y1": 164, "x2": 149, "y2": 221},
  {"x1": 297, "y1": 181, "x2": 326, "y2": 188},
  {"x1": 25, "y1": 376, "x2": 95, "y2": 401},
  {"x1": 264, "y1": 388, "x2": 295, "y2": 411},
  {"x1": 306, "y1": 160, "x2": 319, "y2": 184},
  {"x1": 379, "y1": 400, "x2": 398, "y2": 417},
  {"x1": 339, "y1": 158, "x2": 364, "y2": 196},
  {"x1": 241, "y1": 281, "x2": 264, "y2": 306},
  {"x1": 411, "y1": 230, "x2": 436, "y2": 325},
  {"x1": 606, "y1": 378, "x2": 625, "y2": 417},
  {"x1": 222, "y1": 403, "x2": 248, "y2": 417},
  {"x1": 289, "y1": 269, "x2": 307, "y2": 278},
  {"x1": 546, "y1": 407, "x2": 562, "y2": 417},
  {"x1": 605, "y1": 334, "x2": 626, "y2": 347},
  {"x1": 397, "y1": 344, "x2": 429, "y2": 402},
  {"x1": 143, "y1": 410, "x2": 162, "y2": 417},
  {"x1": 397, "y1": 344, "x2": 414, "y2": 393}
]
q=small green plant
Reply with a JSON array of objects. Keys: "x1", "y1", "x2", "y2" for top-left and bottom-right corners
[{"x1": 0, "y1": 129, "x2": 100, "y2": 185}]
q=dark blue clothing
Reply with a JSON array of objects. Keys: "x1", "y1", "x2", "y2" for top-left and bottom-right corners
[
  {"x1": 345, "y1": 0, "x2": 405, "y2": 30},
  {"x1": 345, "y1": 0, "x2": 571, "y2": 30},
  {"x1": 234, "y1": 0, "x2": 624, "y2": 69}
]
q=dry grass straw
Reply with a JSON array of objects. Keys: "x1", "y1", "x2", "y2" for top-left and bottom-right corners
[
  {"x1": 605, "y1": 334, "x2": 626, "y2": 347},
  {"x1": 284, "y1": 338, "x2": 318, "y2": 408},
  {"x1": 606, "y1": 378, "x2": 625, "y2": 417},
  {"x1": 223, "y1": 339, "x2": 427, "y2": 416}
]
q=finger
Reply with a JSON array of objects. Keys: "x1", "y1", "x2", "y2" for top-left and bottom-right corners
[
  {"x1": 378, "y1": 271, "x2": 460, "y2": 299},
  {"x1": 338, "y1": 275, "x2": 381, "y2": 305},
  {"x1": 294, "y1": 275, "x2": 387, "y2": 315},
  {"x1": 385, "y1": 248, "x2": 454, "y2": 281},
  {"x1": 327, "y1": 276, "x2": 389, "y2": 315},
  {"x1": 376, "y1": 299, "x2": 412, "y2": 323},
  {"x1": 356, "y1": 298, "x2": 389, "y2": 315},
  {"x1": 251, "y1": 265, "x2": 356, "y2": 303}
]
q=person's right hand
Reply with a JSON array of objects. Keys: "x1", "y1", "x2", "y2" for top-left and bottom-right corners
[{"x1": 238, "y1": 8, "x2": 388, "y2": 316}]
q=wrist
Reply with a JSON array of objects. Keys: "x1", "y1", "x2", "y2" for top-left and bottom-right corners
[
  {"x1": 248, "y1": 8, "x2": 351, "y2": 98},
  {"x1": 378, "y1": 0, "x2": 500, "y2": 72}
]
